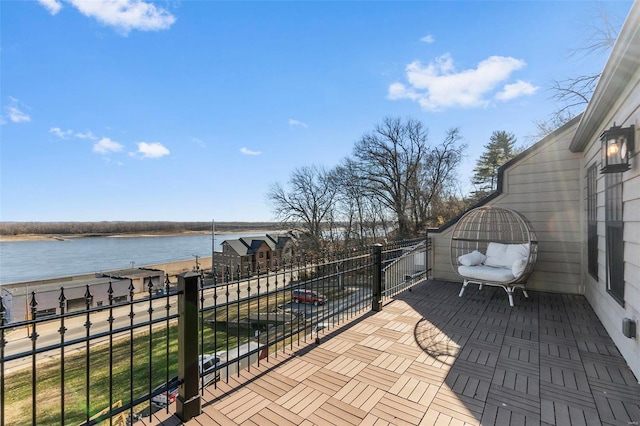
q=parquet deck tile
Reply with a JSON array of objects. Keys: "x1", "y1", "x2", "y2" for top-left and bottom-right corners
[
  {"x1": 373, "y1": 327, "x2": 405, "y2": 341},
  {"x1": 303, "y1": 367, "x2": 350, "y2": 395},
  {"x1": 297, "y1": 346, "x2": 336, "y2": 367},
  {"x1": 408, "y1": 360, "x2": 450, "y2": 385},
  {"x1": 307, "y1": 397, "x2": 368, "y2": 426},
  {"x1": 383, "y1": 320, "x2": 415, "y2": 334},
  {"x1": 334, "y1": 379, "x2": 386, "y2": 410},
  {"x1": 331, "y1": 329, "x2": 370, "y2": 344},
  {"x1": 485, "y1": 383, "x2": 540, "y2": 420},
  {"x1": 469, "y1": 328, "x2": 504, "y2": 345},
  {"x1": 539, "y1": 353, "x2": 585, "y2": 374},
  {"x1": 449, "y1": 358, "x2": 495, "y2": 382},
  {"x1": 540, "y1": 381, "x2": 597, "y2": 411},
  {"x1": 540, "y1": 365, "x2": 590, "y2": 391},
  {"x1": 245, "y1": 370, "x2": 298, "y2": 400},
  {"x1": 344, "y1": 343, "x2": 382, "y2": 363},
  {"x1": 146, "y1": 280, "x2": 640, "y2": 426},
  {"x1": 384, "y1": 341, "x2": 424, "y2": 360},
  {"x1": 588, "y1": 377, "x2": 640, "y2": 407},
  {"x1": 371, "y1": 351, "x2": 414, "y2": 374},
  {"x1": 324, "y1": 354, "x2": 368, "y2": 377},
  {"x1": 445, "y1": 371, "x2": 490, "y2": 402},
  {"x1": 575, "y1": 339, "x2": 621, "y2": 356},
  {"x1": 273, "y1": 358, "x2": 321, "y2": 382},
  {"x1": 370, "y1": 392, "x2": 429, "y2": 426},
  {"x1": 316, "y1": 336, "x2": 355, "y2": 354},
  {"x1": 429, "y1": 387, "x2": 483, "y2": 424},
  {"x1": 495, "y1": 355, "x2": 540, "y2": 378},
  {"x1": 360, "y1": 334, "x2": 396, "y2": 352},
  {"x1": 355, "y1": 364, "x2": 401, "y2": 390},
  {"x1": 492, "y1": 368, "x2": 539, "y2": 395}
]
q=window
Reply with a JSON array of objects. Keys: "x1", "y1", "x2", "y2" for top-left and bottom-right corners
[
  {"x1": 587, "y1": 164, "x2": 598, "y2": 279},
  {"x1": 259, "y1": 252, "x2": 264, "y2": 259},
  {"x1": 605, "y1": 172, "x2": 624, "y2": 306}
]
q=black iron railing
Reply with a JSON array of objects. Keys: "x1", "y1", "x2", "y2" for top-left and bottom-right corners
[{"x1": 0, "y1": 239, "x2": 430, "y2": 425}]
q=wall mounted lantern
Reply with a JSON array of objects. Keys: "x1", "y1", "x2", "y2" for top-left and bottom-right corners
[{"x1": 600, "y1": 123, "x2": 635, "y2": 174}]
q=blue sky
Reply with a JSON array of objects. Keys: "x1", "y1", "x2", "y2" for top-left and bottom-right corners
[{"x1": 1, "y1": 0, "x2": 633, "y2": 222}]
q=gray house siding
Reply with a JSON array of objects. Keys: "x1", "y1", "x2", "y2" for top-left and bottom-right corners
[
  {"x1": 429, "y1": 118, "x2": 584, "y2": 295},
  {"x1": 577, "y1": 60, "x2": 640, "y2": 380}
]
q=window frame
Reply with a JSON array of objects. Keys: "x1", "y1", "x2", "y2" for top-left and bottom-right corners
[
  {"x1": 604, "y1": 172, "x2": 624, "y2": 306},
  {"x1": 587, "y1": 164, "x2": 598, "y2": 280}
]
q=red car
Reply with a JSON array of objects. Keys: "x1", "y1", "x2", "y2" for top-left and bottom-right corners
[{"x1": 291, "y1": 289, "x2": 327, "y2": 306}]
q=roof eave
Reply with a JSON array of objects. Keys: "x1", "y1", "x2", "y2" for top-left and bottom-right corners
[{"x1": 570, "y1": 2, "x2": 640, "y2": 153}]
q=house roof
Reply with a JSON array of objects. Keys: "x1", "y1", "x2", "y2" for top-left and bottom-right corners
[
  {"x1": 570, "y1": 1, "x2": 640, "y2": 152},
  {"x1": 222, "y1": 233, "x2": 295, "y2": 256}
]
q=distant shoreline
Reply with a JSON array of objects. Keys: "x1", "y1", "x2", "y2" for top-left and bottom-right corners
[{"x1": 0, "y1": 229, "x2": 278, "y2": 243}]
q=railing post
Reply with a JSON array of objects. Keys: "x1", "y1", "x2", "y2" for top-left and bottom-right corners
[
  {"x1": 371, "y1": 244, "x2": 383, "y2": 312},
  {"x1": 425, "y1": 230, "x2": 429, "y2": 279},
  {"x1": 177, "y1": 272, "x2": 201, "y2": 421}
]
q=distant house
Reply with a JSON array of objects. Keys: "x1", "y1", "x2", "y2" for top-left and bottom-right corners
[
  {"x1": 217, "y1": 233, "x2": 296, "y2": 276},
  {"x1": 428, "y1": 2, "x2": 640, "y2": 379}
]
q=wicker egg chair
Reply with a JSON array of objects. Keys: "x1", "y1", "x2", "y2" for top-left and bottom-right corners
[{"x1": 450, "y1": 206, "x2": 538, "y2": 306}]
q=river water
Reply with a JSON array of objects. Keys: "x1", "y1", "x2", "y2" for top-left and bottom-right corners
[{"x1": 0, "y1": 233, "x2": 264, "y2": 285}]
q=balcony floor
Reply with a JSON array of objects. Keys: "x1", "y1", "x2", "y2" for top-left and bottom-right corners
[{"x1": 146, "y1": 280, "x2": 640, "y2": 426}]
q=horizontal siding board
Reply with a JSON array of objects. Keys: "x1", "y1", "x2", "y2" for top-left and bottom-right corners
[
  {"x1": 494, "y1": 191, "x2": 581, "y2": 204},
  {"x1": 507, "y1": 179, "x2": 581, "y2": 195},
  {"x1": 508, "y1": 169, "x2": 579, "y2": 185},
  {"x1": 510, "y1": 159, "x2": 580, "y2": 176}
]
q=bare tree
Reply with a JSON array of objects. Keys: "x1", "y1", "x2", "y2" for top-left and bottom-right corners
[
  {"x1": 535, "y1": 6, "x2": 622, "y2": 139},
  {"x1": 267, "y1": 165, "x2": 338, "y2": 251},
  {"x1": 350, "y1": 117, "x2": 428, "y2": 239},
  {"x1": 410, "y1": 128, "x2": 465, "y2": 232}
]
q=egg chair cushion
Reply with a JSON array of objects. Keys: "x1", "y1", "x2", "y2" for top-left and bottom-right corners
[
  {"x1": 458, "y1": 250, "x2": 487, "y2": 266},
  {"x1": 512, "y1": 257, "x2": 528, "y2": 276},
  {"x1": 484, "y1": 242, "x2": 529, "y2": 269},
  {"x1": 458, "y1": 265, "x2": 515, "y2": 283}
]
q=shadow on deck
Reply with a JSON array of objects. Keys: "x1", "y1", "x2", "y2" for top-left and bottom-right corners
[{"x1": 143, "y1": 280, "x2": 640, "y2": 426}]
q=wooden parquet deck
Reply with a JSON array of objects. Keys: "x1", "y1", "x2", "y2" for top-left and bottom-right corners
[{"x1": 144, "y1": 280, "x2": 640, "y2": 426}]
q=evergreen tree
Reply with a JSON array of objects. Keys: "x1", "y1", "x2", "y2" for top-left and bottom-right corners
[{"x1": 471, "y1": 131, "x2": 518, "y2": 197}]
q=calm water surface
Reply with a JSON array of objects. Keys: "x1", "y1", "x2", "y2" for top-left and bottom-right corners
[{"x1": 0, "y1": 233, "x2": 264, "y2": 285}]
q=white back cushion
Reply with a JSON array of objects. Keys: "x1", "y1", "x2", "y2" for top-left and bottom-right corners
[
  {"x1": 485, "y1": 242, "x2": 530, "y2": 269},
  {"x1": 484, "y1": 242, "x2": 509, "y2": 267}
]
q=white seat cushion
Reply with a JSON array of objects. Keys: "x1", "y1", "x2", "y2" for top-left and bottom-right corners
[{"x1": 458, "y1": 265, "x2": 515, "y2": 283}]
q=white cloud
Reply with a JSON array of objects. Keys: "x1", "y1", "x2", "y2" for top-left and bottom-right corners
[
  {"x1": 388, "y1": 53, "x2": 535, "y2": 111},
  {"x1": 136, "y1": 141, "x2": 169, "y2": 158},
  {"x1": 240, "y1": 147, "x2": 261, "y2": 156},
  {"x1": 38, "y1": 0, "x2": 63, "y2": 15},
  {"x1": 5, "y1": 98, "x2": 31, "y2": 123},
  {"x1": 420, "y1": 35, "x2": 435, "y2": 44},
  {"x1": 7, "y1": 106, "x2": 31, "y2": 123},
  {"x1": 192, "y1": 137, "x2": 205, "y2": 147},
  {"x1": 50, "y1": 127, "x2": 73, "y2": 138},
  {"x1": 496, "y1": 80, "x2": 539, "y2": 101},
  {"x1": 75, "y1": 130, "x2": 98, "y2": 140},
  {"x1": 289, "y1": 119, "x2": 308, "y2": 128},
  {"x1": 93, "y1": 137, "x2": 124, "y2": 154},
  {"x1": 39, "y1": 0, "x2": 176, "y2": 34}
]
